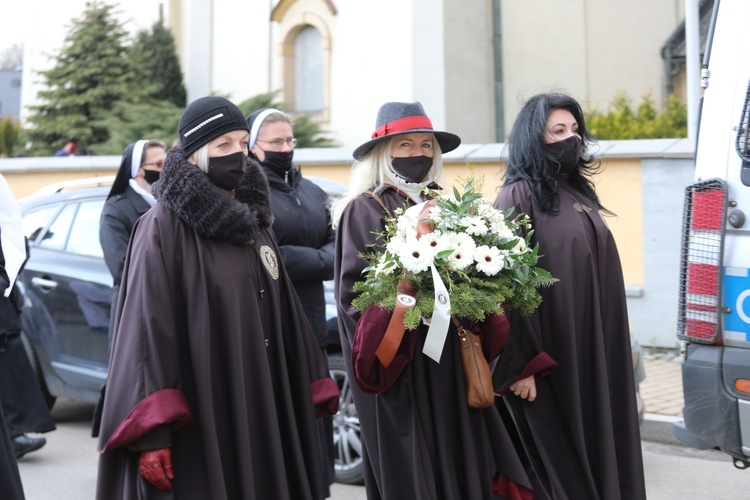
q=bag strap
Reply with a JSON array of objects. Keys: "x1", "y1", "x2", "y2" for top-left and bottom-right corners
[
  {"x1": 364, "y1": 190, "x2": 393, "y2": 218},
  {"x1": 451, "y1": 315, "x2": 464, "y2": 333}
]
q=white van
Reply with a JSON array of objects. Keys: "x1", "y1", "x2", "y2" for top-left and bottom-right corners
[{"x1": 674, "y1": 0, "x2": 750, "y2": 469}]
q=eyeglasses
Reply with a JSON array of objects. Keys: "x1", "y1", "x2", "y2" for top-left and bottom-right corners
[
  {"x1": 142, "y1": 161, "x2": 164, "y2": 168},
  {"x1": 256, "y1": 138, "x2": 298, "y2": 149}
]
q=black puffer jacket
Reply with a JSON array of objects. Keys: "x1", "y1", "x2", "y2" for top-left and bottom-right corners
[{"x1": 262, "y1": 165, "x2": 334, "y2": 347}]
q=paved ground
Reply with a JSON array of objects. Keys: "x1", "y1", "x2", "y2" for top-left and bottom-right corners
[
  {"x1": 18, "y1": 347, "x2": 746, "y2": 499},
  {"x1": 638, "y1": 347, "x2": 691, "y2": 448},
  {"x1": 641, "y1": 347, "x2": 684, "y2": 418}
]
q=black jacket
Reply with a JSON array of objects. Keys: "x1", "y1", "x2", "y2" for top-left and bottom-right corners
[
  {"x1": 262, "y1": 166, "x2": 334, "y2": 346},
  {"x1": 0, "y1": 228, "x2": 20, "y2": 333},
  {"x1": 99, "y1": 186, "x2": 152, "y2": 286}
]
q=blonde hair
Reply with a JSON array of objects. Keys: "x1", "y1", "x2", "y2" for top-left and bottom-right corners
[
  {"x1": 189, "y1": 144, "x2": 209, "y2": 172},
  {"x1": 331, "y1": 135, "x2": 443, "y2": 229}
]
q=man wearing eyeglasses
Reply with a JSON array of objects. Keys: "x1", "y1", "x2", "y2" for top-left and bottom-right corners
[
  {"x1": 92, "y1": 139, "x2": 166, "y2": 436},
  {"x1": 246, "y1": 108, "x2": 337, "y2": 496}
]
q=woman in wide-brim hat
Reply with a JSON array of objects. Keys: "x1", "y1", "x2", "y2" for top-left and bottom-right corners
[{"x1": 332, "y1": 101, "x2": 535, "y2": 499}]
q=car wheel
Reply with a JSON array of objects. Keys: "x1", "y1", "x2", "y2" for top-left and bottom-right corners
[
  {"x1": 20, "y1": 332, "x2": 57, "y2": 410},
  {"x1": 327, "y1": 352, "x2": 364, "y2": 485}
]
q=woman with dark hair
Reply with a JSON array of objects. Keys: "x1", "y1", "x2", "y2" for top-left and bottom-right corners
[{"x1": 493, "y1": 92, "x2": 646, "y2": 499}]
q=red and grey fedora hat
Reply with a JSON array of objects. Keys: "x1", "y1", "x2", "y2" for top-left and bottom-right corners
[{"x1": 352, "y1": 101, "x2": 461, "y2": 160}]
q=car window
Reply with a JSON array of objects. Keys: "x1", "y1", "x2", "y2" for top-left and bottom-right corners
[
  {"x1": 66, "y1": 199, "x2": 105, "y2": 258},
  {"x1": 22, "y1": 204, "x2": 61, "y2": 242},
  {"x1": 38, "y1": 203, "x2": 76, "y2": 251}
]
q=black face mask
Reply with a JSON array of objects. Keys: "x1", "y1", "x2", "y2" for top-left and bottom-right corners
[
  {"x1": 142, "y1": 169, "x2": 161, "y2": 185},
  {"x1": 391, "y1": 155, "x2": 434, "y2": 183},
  {"x1": 207, "y1": 151, "x2": 248, "y2": 191},
  {"x1": 261, "y1": 150, "x2": 294, "y2": 173},
  {"x1": 546, "y1": 135, "x2": 583, "y2": 174}
]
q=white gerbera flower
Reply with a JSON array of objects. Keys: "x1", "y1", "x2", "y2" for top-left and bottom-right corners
[
  {"x1": 491, "y1": 219, "x2": 515, "y2": 241},
  {"x1": 474, "y1": 245, "x2": 505, "y2": 276},
  {"x1": 462, "y1": 216, "x2": 488, "y2": 236},
  {"x1": 397, "y1": 237, "x2": 434, "y2": 274},
  {"x1": 447, "y1": 245, "x2": 475, "y2": 270},
  {"x1": 510, "y1": 238, "x2": 527, "y2": 254},
  {"x1": 419, "y1": 230, "x2": 450, "y2": 254},
  {"x1": 396, "y1": 211, "x2": 419, "y2": 238},
  {"x1": 450, "y1": 232, "x2": 477, "y2": 252},
  {"x1": 386, "y1": 233, "x2": 407, "y2": 254}
]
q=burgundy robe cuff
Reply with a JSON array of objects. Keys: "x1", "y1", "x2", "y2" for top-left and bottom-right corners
[
  {"x1": 100, "y1": 388, "x2": 193, "y2": 452},
  {"x1": 497, "y1": 352, "x2": 558, "y2": 395},
  {"x1": 352, "y1": 306, "x2": 419, "y2": 394},
  {"x1": 493, "y1": 474, "x2": 535, "y2": 500},
  {"x1": 311, "y1": 377, "x2": 340, "y2": 417},
  {"x1": 477, "y1": 312, "x2": 509, "y2": 361}
]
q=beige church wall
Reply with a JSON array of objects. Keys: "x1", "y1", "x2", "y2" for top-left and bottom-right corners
[
  {"x1": 2, "y1": 170, "x2": 115, "y2": 200},
  {"x1": 442, "y1": 157, "x2": 643, "y2": 286},
  {"x1": 593, "y1": 158, "x2": 644, "y2": 285}
]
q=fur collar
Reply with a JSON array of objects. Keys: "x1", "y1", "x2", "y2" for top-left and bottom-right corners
[{"x1": 152, "y1": 148, "x2": 274, "y2": 245}]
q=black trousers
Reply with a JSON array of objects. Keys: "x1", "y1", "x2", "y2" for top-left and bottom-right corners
[{"x1": 0, "y1": 333, "x2": 55, "y2": 438}]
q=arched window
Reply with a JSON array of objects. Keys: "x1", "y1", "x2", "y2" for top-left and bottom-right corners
[{"x1": 294, "y1": 25, "x2": 324, "y2": 113}]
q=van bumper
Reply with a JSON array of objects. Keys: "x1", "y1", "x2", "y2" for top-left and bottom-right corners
[{"x1": 679, "y1": 343, "x2": 750, "y2": 461}]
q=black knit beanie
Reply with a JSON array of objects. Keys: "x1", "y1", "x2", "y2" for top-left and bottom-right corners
[{"x1": 179, "y1": 96, "x2": 249, "y2": 157}]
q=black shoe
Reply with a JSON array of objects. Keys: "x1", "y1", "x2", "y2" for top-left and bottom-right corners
[{"x1": 12, "y1": 435, "x2": 46, "y2": 459}]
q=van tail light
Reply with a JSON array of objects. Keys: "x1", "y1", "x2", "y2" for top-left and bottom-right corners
[
  {"x1": 677, "y1": 179, "x2": 727, "y2": 344},
  {"x1": 735, "y1": 379, "x2": 750, "y2": 395}
]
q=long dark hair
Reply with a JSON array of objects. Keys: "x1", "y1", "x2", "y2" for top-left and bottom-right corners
[{"x1": 503, "y1": 93, "x2": 608, "y2": 214}]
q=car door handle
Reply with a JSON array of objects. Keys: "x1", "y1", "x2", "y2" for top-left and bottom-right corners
[{"x1": 31, "y1": 277, "x2": 58, "y2": 290}]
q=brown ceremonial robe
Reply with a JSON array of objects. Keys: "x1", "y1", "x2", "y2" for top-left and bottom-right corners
[
  {"x1": 493, "y1": 177, "x2": 646, "y2": 500},
  {"x1": 96, "y1": 152, "x2": 339, "y2": 500},
  {"x1": 335, "y1": 187, "x2": 534, "y2": 500}
]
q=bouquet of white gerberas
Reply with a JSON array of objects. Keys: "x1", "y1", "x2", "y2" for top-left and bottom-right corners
[{"x1": 352, "y1": 176, "x2": 556, "y2": 333}]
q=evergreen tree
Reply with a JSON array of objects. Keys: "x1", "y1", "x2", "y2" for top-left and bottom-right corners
[
  {"x1": 95, "y1": 100, "x2": 182, "y2": 154},
  {"x1": 25, "y1": 1, "x2": 132, "y2": 155},
  {"x1": 0, "y1": 118, "x2": 21, "y2": 156},
  {"x1": 129, "y1": 17, "x2": 186, "y2": 107},
  {"x1": 237, "y1": 91, "x2": 337, "y2": 148}
]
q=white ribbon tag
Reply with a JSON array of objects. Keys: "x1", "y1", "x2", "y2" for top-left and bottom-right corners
[{"x1": 422, "y1": 263, "x2": 451, "y2": 363}]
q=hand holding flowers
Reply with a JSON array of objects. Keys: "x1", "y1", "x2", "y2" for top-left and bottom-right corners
[{"x1": 352, "y1": 176, "x2": 556, "y2": 330}]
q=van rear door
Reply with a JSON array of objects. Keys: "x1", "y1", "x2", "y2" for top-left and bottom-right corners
[{"x1": 675, "y1": 0, "x2": 750, "y2": 469}]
